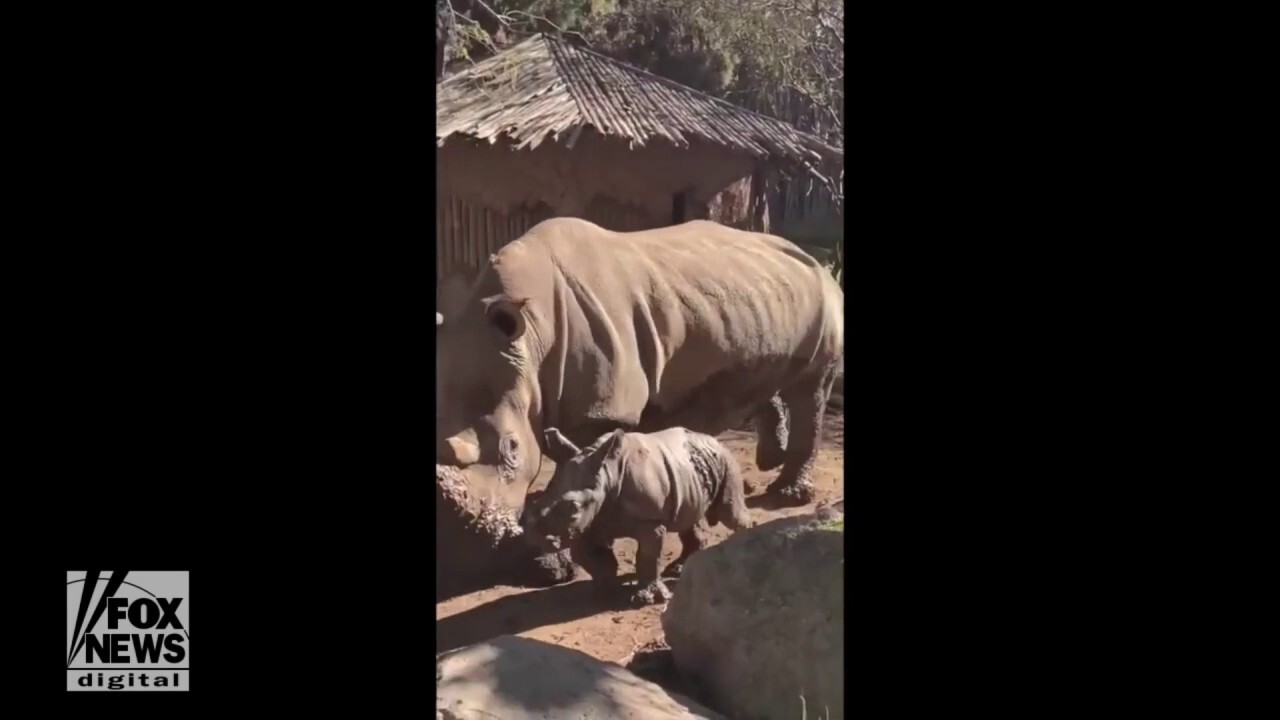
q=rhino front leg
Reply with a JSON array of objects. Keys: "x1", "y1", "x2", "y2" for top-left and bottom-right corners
[
  {"x1": 754, "y1": 394, "x2": 788, "y2": 471},
  {"x1": 766, "y1": 368, "x2": 837, "y2": 506},
  {"x1": 569, "y1": 537, "x2": 620, "y2": 597},
  {"x1": 630, "y1": 523, "x2": 672, "y2": 606}
]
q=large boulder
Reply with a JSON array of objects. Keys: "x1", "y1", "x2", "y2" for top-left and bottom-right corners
[
  {"x1": 662, "y1": 500, "x2": 845, "y2": 720},
  {"x1": 437, "y1": 635, "x2": 727, "y2": 720},
  {"x1": 436, "y1": 464, "x2": 575, "y2": 600}
]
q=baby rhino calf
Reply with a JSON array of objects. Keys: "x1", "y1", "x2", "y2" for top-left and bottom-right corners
[{"x1": 520, "y1": 426, "x2": 753, "y2": 607}]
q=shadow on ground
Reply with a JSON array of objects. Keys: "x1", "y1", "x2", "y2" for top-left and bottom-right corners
[
  {"x1": 439, "y1": 635, "x2": 632, "y2": 718},
  {"x1": 438, "y1": 579, "x2": 635, "y2": 653}
]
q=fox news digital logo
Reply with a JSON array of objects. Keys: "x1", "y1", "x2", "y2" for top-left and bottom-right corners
[{"x1": 67, "y1": 571, "x2": 189, "y2": 692}]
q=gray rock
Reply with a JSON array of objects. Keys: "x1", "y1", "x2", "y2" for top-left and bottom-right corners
[
  {"x1": 437, "y1": 635, "x2": 726, "y2": 719},
  {"x1": 662, "y1": 500, "x2": 845, "y2": 720}
]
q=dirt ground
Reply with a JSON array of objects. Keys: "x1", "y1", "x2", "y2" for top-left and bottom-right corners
[{"x1": 436, "y1": 410, "x2": 845, "y2": 666}]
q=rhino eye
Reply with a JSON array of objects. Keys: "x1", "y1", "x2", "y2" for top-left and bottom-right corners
[
  {"x1": 498, "y1": 435, "x2": 521, "y2": 481},
  {"x1": 500, "y1": 435, "x2": 519, "y2": 459},
  {"x1": 492, "y1": 310, "x2": 518, "y2": 338}
]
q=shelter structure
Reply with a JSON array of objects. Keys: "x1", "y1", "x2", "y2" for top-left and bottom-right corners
[{"x1": 436, "y1": 33, "x2": 843, "y2": 278}]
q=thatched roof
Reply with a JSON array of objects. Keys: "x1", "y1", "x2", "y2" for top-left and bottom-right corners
[{"x1": 437, "y1": 34, "x2": 842, "y2": 183}]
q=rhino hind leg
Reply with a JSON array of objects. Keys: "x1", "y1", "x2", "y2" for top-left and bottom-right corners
[
  {"x1": 766, "y1": 367, "x2": 838, "y2": 506},
  {"x1": 754, "y1": 394, "x2": 789, "y2": 471},
  {"x1": 664, "y1": 525, "x2": 708, "y2": 578},
  {"x1": 709, "y1": 453, "x2": 753, "y2": 531}
]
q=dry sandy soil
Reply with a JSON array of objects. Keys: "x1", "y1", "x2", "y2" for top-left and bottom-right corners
[{"x1": 436, "y1": 409, "x2": 845, "y2": 666}]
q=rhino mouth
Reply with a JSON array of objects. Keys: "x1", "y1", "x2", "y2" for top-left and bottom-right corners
[
  {"x1": 436, "y1": 463, "x2": 526, "y2": 547},
  {"x1": 436, "y1": 463, "x2": 579, "y2": 598},
  {"x1": 539, "y1": 524, "x2": 582, "y2": 549}
]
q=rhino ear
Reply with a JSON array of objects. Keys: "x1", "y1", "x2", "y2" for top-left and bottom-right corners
[
  {"x1": 482, "y1": 295, "x2": 529, "y2": 341},
  {"x1": 603, "y1": 428, "x2": 626, "y2": 458},
  {"x1": 543, "y1": 427, "x2": 581, "y2": 464}
]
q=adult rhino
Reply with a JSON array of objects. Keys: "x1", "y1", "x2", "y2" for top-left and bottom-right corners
[{"x1": 436, "y1": 218, "x2": 843, "y2": 588}]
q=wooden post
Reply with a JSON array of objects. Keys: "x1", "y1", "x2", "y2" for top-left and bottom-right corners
[{"x1": 749, "y1": 163, "x2": 770, "y2": 233}]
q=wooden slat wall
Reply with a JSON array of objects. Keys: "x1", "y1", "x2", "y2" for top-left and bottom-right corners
[
  {"x1": 437, "y1": 196, "x2": 555, "y2": 280},
  {"x1": 583, "y1": 196, "x2": 657, "y2": 233},
  {"x1": 767, "y1": 172, "x2": 842, "y2": 248},
  {"x1": 438, "y1": 195, "x2": 661, "y2": 280},
  {"x1": 771, "y1": 176, "x2": 841, "y2": 224}
]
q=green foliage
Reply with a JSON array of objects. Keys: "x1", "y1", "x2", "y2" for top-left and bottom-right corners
[
  {"x1": 441, "y1": 0, "x2": 609, "y2": 64},
  {"x1": 585, "y1": 0, "x2": 739, "y2": 95},
  {"x1": 584, "y1": 0, "x2": 844, "y2": 138}
]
